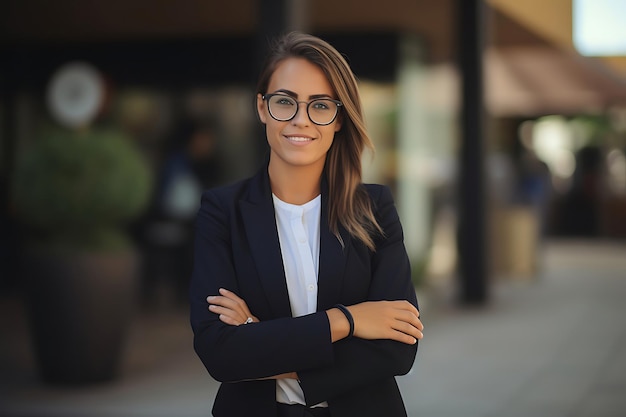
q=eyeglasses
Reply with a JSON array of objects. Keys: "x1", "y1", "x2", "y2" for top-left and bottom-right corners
[{"x1": 262, "y1": 93, "x2": 343, "y2": 126}]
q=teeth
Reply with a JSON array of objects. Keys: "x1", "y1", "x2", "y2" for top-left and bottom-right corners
[{"x1": 286, "y1": 136, "x2": 312, "y2": 142}]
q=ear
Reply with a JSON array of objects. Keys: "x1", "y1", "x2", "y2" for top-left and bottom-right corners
[
  {"x1": 256, "y1": 94, "x2": 267, "y2": 124},
  {"x1": 334, "y1": 113, "x2": 343, "y2": 133}
]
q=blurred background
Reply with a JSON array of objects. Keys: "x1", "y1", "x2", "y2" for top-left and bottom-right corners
[{"x1": 1, "y1": 1, "x2": 625, "y2": 416}]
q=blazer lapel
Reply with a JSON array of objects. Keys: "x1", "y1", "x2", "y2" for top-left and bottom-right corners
[
  {"x1": 240, "y1": 166, "x2": 292, "y2": 318},
  {"x1": 316, "y1": 178, "x2": 350, "y2": 311}
]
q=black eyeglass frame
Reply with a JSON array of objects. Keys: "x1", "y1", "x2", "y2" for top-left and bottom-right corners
[{"x1": 262, "y1": 93, "x2": 343, "y2": 126}]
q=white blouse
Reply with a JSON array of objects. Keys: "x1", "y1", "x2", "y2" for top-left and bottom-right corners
[{"x1": 272, "y1": 193, "x2": 327, "y2": 407}]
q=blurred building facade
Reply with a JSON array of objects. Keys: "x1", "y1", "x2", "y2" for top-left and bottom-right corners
[{"x1": 2, "y1": 0, "x2": 626, "y2": 304}]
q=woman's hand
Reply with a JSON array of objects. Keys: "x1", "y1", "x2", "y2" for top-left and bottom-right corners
[
  {"x1": 207, "y1": 288, "x2": 259, "y2": 326},
  {"x1": 207, "y1": 290, "x2": 297, "y2": 382},
  {"x1": 328, "y1": 300, "x2": 423, "y2": 345}
]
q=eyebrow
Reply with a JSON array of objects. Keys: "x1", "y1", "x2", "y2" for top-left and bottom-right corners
[{"x1": 272, "y1": 89, "x2": 334, "y2": 100}]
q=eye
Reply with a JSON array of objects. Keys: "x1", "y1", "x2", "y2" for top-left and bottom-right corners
[
  {"x1": 311, "y1": 100, "x2": 331, "y2": 110},
  {"x1": 272, "y1": 96, "x2": 295, "y2": 106}
]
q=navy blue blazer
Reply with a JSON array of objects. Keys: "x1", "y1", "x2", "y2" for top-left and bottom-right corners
[{"x1": 190, "y1": 164, "x2": 419, "y2": 417}]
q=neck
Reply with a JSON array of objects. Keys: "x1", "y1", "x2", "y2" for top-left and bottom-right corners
[{"x1": 268, "y1": 159, "x2": 323, "y2": 205}]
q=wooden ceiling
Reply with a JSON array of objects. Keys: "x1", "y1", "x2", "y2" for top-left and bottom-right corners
[
  {"x1": 2, "y1": 0, "x2": 625, "y2": 116},
  {"x1": 0, "y1": 1, "x2": 621, "y2": 60}
]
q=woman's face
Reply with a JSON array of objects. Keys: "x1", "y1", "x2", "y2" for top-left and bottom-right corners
[{"x1": 257, "y1": 57, "x2": 341, "y2": 173}]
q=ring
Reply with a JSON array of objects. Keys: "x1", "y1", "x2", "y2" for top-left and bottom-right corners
[{"x1": 243, "y1": 317, "x2": 253, "y2": 325}]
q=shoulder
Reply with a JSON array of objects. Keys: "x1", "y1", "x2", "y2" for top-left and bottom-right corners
[
  {"x1": 200, "y1": 176, "x2": 256, "y2": 214},
  {"x1": 195, "y1": 177, "x2": 257, "y2": 237},
  {"x1": 199, "y1": 163, "x2": 271, "y2": 213},
  {"x1": 362, "y1": 183, "x2": 395, "y2": 208},
  {"x1": 362, "y1": 183, "x2": 402, "y2": 242},
  {"x1": 203, "y1": 177, "x2": 250, "y2": 199}
]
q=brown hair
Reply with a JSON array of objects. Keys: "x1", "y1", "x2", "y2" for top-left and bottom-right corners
[{"x1": 256, "y1": 32, "x2": 383, "y2": 250}]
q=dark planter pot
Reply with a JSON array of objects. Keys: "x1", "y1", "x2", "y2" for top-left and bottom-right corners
[{"x1": 23, "y1": 249, "x2": 138, "y2": 385}]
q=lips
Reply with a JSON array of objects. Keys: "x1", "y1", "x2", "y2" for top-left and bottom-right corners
[{"x1": 284, "y1": 135, "x2": 314, "y2": 143}]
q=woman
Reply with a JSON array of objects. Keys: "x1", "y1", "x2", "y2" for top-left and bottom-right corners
[{"x1": 190, "y1": 32, "x2": 423, "y2": 417}]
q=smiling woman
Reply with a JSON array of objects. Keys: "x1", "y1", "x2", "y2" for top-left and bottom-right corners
[
  {"x1": 257, "y1": 57, "x2": 342, "y2": 195},
  {"x1": 189, "y1": 32, "x2": 423, "y2": 417}
]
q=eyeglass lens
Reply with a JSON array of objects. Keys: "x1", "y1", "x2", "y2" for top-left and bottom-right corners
[{"x1": 267, "y1": 95, "x2": 339, "y2": 125}]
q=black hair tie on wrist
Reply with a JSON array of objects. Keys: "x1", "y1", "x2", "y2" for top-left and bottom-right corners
[{"x1": 334, "y1": 304, "x2": 354, "y2": 338}]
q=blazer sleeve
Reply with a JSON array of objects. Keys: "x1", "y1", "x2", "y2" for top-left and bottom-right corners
[
  {"x1": 189, "y1": 189, "x2": 335, "y2": 382},
  {"x1": 298, "y1": 185, "x2": 419, "y2": 406}
]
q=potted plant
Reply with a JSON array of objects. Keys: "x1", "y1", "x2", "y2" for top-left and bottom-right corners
[{"x1": 11, "y1": 125, "x2": 153, "y2": 385}]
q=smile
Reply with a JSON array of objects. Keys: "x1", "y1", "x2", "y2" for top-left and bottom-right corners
[{"x1": 284, "y1": 135, "x2": 314, "y2": 143}]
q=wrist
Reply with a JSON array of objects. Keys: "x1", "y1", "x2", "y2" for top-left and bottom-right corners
[
  {"x1": 334, "y1": 304, "x2": 355, "y2": 338},
  {"x1": 326, "y1": 308, "x2": 351, "y2": 342}
]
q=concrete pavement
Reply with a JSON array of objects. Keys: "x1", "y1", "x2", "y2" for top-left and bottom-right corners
[
  {"x1": 399, "y1": 240, "x2": 626, "y2": 417},
  {"x1": 1, "y1": 239, "x2": 625, "y2": 417}
]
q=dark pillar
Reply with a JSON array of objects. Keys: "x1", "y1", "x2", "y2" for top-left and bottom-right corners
[
  {"x1": 457, "y1": 0, "x2": 488, "y2": 305},
  {"x1": 252, "y1": 0, "x2": 291, "y2": 163},
  {"x1": 256, "y1": 0, "x2": 289, "y2": 71},
  {"x1": 0, "y1": 49, "x2": 20, "y2": 292}
]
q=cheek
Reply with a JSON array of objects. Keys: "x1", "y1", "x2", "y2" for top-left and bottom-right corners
[
  {"x1": 325, "y1": 125, "x2": 339, "y2": 140},
  {"x1": 265, "y1": 120, "x2": 283, "y2": 140}
]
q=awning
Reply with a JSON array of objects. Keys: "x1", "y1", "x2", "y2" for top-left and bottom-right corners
[{"x1": 486, "y1": 46, "x2": 626, "y2": 117}]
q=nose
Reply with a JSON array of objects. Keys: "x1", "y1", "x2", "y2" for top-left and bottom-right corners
[{"x1": 291, "y1": 102, "x2": 310, "y2": 126}]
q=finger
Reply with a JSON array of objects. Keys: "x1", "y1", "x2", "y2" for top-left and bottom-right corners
[
  {"x1": 218, "y1": 289, "x2": 252, "y2": 314},
  {"x1": 402, "y1": 323, "x2": 424, "y2": 339},
  {"x1": 209, "y1": 304, "x2": 248, "y2": 324},
  {"x1": 406, "y1": 316, "x2": 424, "y2": 334},
  {"x1": 208, "y1": 295, "x2": 234, "y2": 307},
  {"x1": 208, "y1": 296, "x2": 244, "y2": 313},
  {"x1": 396, "y1": 309, "x2": 424, "y2": 331},
  {"x1": 218, "y1": 288, "x2": 236, "y2": 297},
  {"x1": 208, "y1": 304, "x2": 243, "y2": 320},
  {"x1": 219, "y1": 288, "x2": 244, "y2": 303},
  {"x1": 415, "y1": 319, "x2": 424, "y2": 332},
  {"x1": 218, "y1": 314, "x2": 243, "y2": 326},
  {"x1": 389, "y1": 329, "x2": 418, "y2": 345},
  {"x1": 396, "y1": 300, "x2": 420, "y2": 317},
  {"x1": 392, "y1": 320, "x2": 424, "y2": 340},
  {"x1": 208, "y1": 304, "x2": 231, "y2": 315}
]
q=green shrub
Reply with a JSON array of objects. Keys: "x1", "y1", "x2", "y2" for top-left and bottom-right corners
[{"x1": 12, "y1": 127, "x2": 153, "y2": 251}]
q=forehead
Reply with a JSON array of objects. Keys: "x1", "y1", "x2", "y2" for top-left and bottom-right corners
[{"x1": 267, "y1": 57, "x2": 335, "y2": 97}]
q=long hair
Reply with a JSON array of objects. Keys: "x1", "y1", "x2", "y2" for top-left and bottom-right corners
[{"x1": 256, "y1": 32, "x2": 383, "y2": 251}]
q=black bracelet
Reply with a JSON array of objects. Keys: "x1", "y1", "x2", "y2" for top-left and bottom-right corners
[{"x1": 334, "y1": 304, "x2": 354, "y2": 338}]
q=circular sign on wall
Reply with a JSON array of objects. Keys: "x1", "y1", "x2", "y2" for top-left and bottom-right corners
[{"x1": 46, "y1": 61, "x2": 105, "y2": 129}]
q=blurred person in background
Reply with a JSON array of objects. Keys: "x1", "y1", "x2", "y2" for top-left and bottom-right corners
[
  {"x1": 141, "y1": 118, "x2": 220, "y2": 307},
  {"x1": 159, "y1": 118, "x2": 220, "y2": 220},
  {"x1": 189, "y1": 32, "x2": 423, "y2": 417},
  {"x1": 556, "y1": 145, "x2": 602, "y2": 237},
  {"x1": 517, "y1": 147, "x2": 552, "y2": 236}
]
